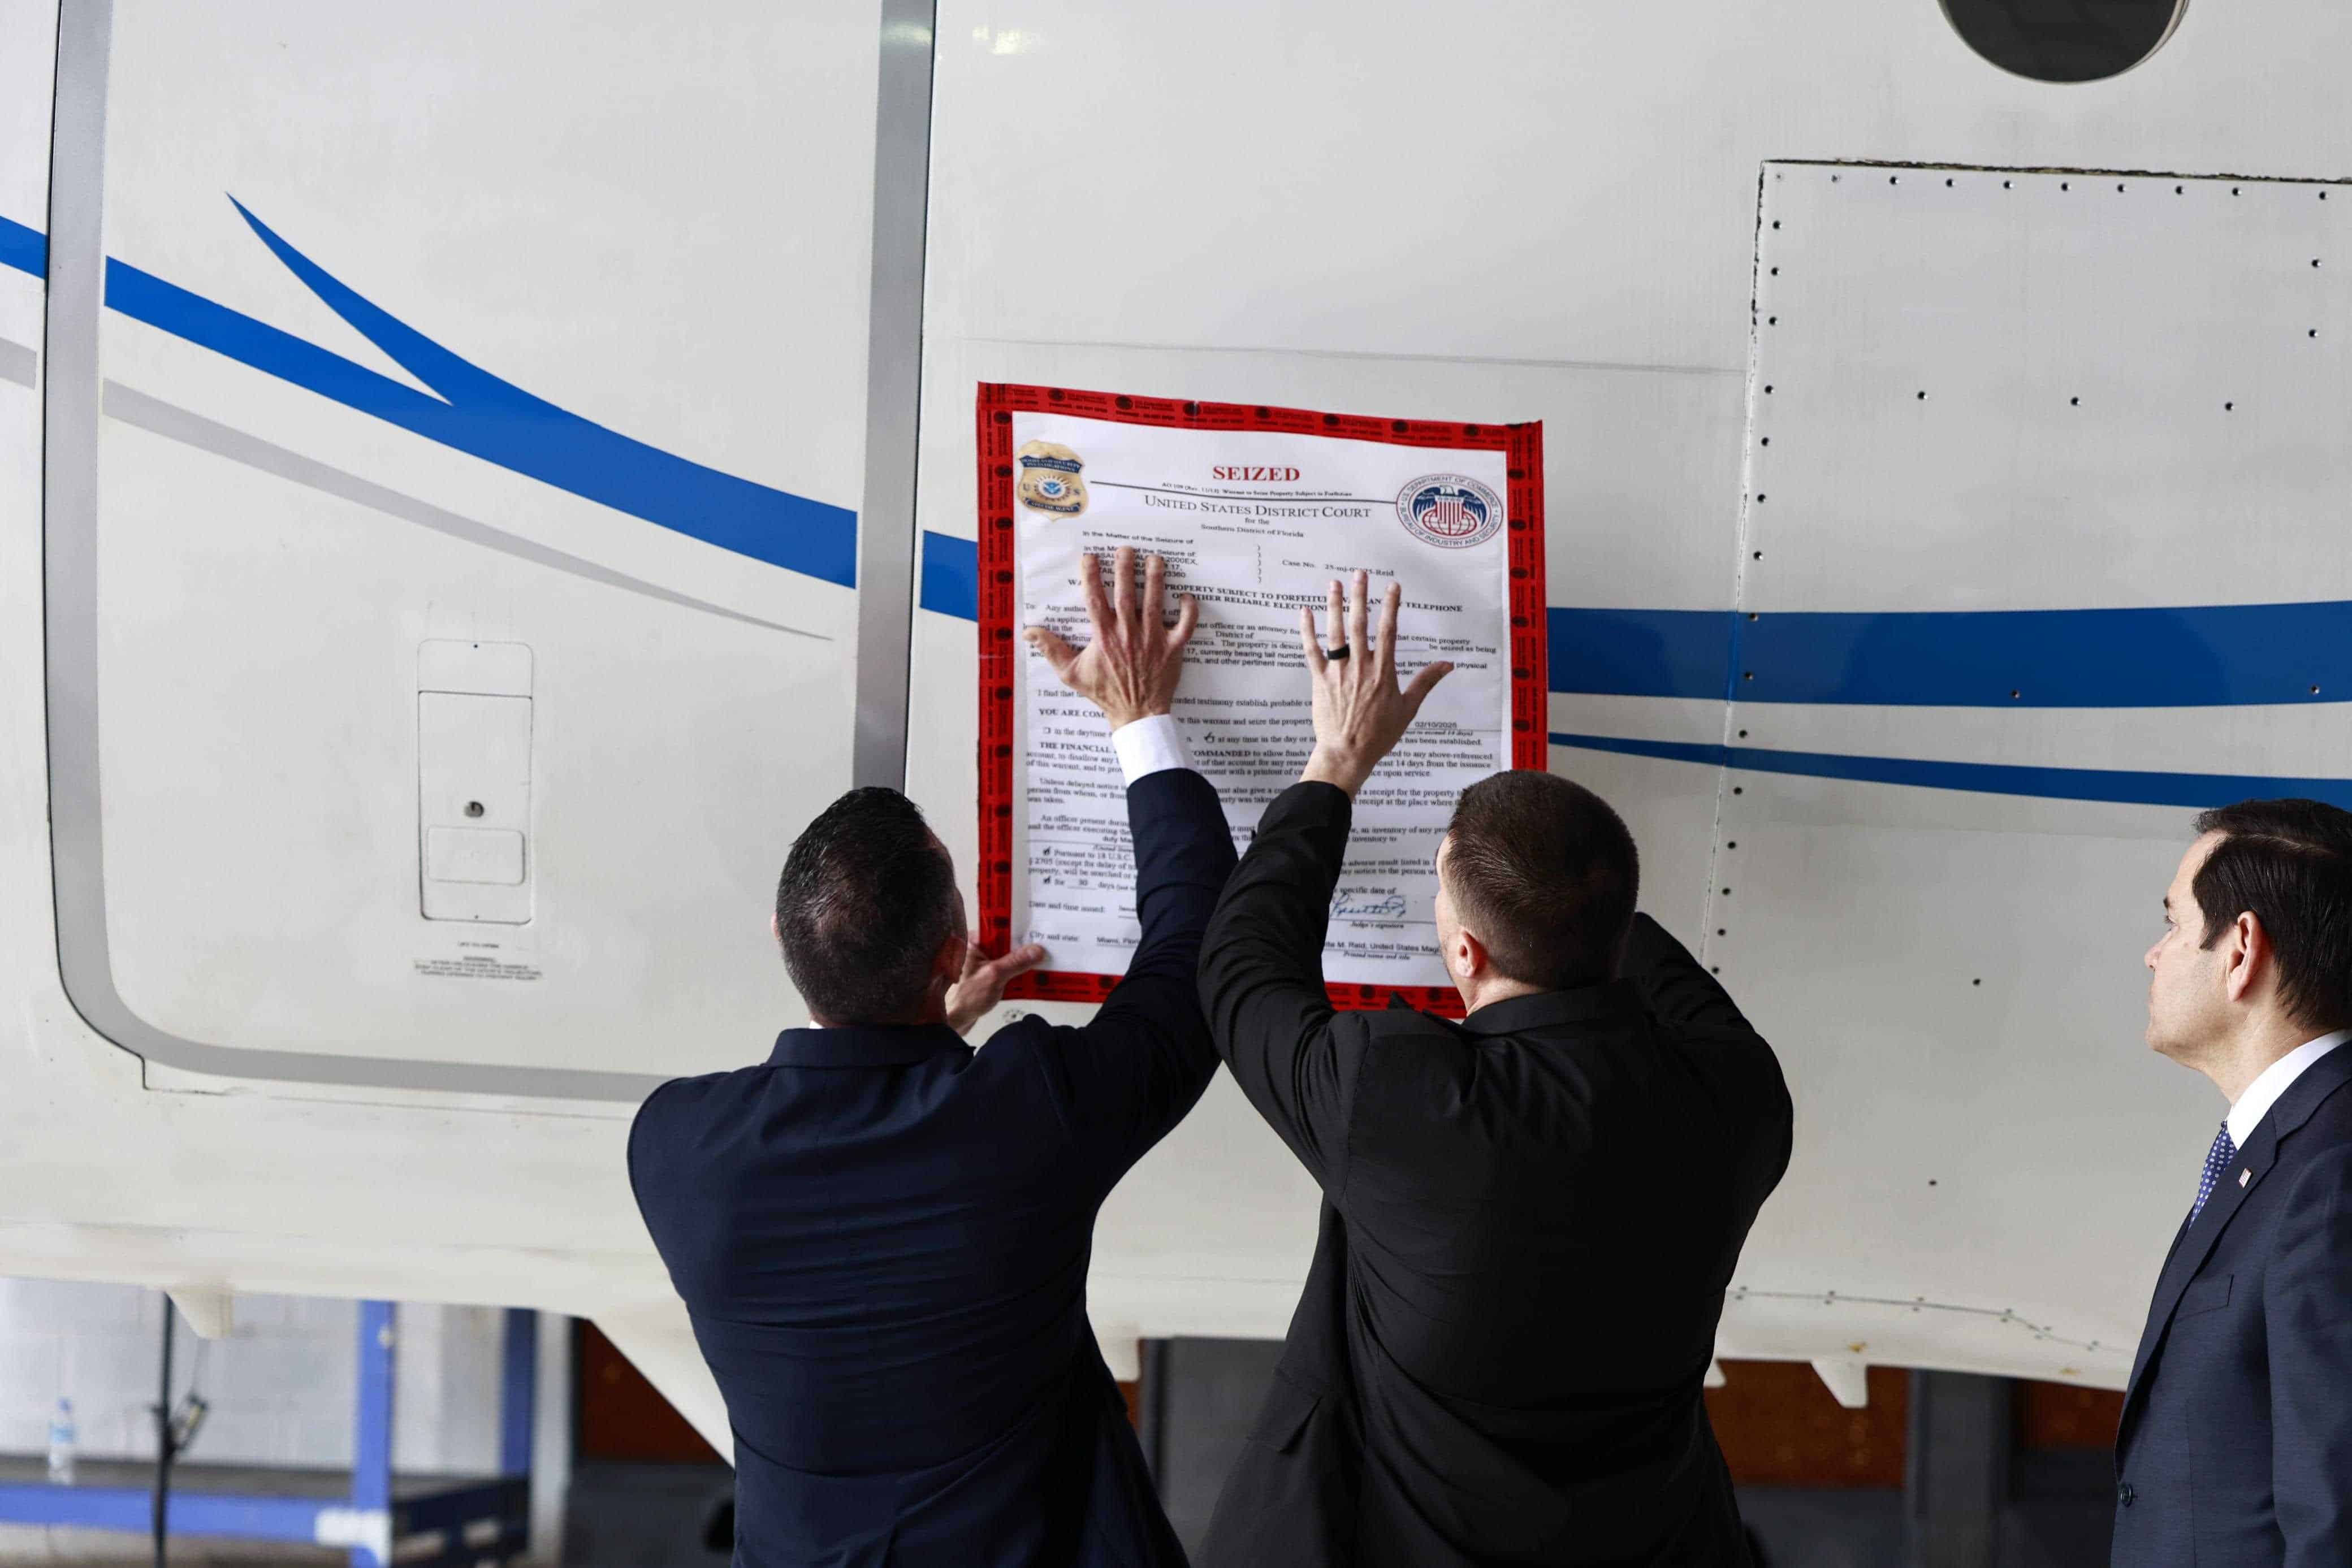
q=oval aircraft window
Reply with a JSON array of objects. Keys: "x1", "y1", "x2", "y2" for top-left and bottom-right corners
[{"x1": 1940, "y1": 0, "x2": 2189, "y2": 83}]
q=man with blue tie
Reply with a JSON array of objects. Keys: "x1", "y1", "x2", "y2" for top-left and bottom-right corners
[
  {"x1": 629, "y1": 548, "x2": 1234, "y2": 1568},
  {"x1": 2115, "y1": 798, "x2": 2352, "y2": 1567}
]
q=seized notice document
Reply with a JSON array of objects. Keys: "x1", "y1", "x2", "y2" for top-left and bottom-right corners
[{"x1": 975, "y1": 385, "x2": 1544, "y2": 1009}]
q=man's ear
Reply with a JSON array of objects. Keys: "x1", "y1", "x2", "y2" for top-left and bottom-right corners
[
  {"x1": 2224, "y1": 911, "x2": 2267, "y2": 1004},
  {"x1": 1451, "y1": 928, "x2": 1489, "y2": 984},
  {"x1": 770, "y1": 911, "x2": 782, "y2": 947},
  {"x1": 933, "y1": 925, "x2": 969, "y2": 986}
]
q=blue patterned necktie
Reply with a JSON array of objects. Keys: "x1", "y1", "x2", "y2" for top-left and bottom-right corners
[{"x1": 2190, "y1": 1122, "x2": 2238, "y2": 1224}]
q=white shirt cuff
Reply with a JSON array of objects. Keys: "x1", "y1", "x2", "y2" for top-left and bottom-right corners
[{"x1": 1110, "y1": 713, "x2": 1188, "y2": 785}]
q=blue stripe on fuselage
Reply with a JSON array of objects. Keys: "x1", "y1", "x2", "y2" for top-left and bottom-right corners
[
  {"x1": 1549, "y1": 732, "x2": 2352, "y2": 813},
  {"x1": 6, "y1": 204, "x2": 856, "y2": 586},
  {"x1": 6, "y1": 208, "x2": 2344, "y2": 812},
  {"x1": 1547, "y1": 603, "x2": 2350, "y2": 709}
]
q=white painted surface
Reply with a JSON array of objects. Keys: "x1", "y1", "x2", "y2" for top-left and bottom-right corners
[
  {"x1": 0, "y1": 3, "x2": 50, "y2": 352},
  {"x1": 1700, "y1": 166, "x2": 2352, "y2": 1379},
  {"x1": 1747, "y1": 166, "x2": 2352, "y2": 616},
  {"x1": 87, "y1": 0, "x2": 873, "y2": 1075},
  {"x1": 417, "y1": 692, "x2": 535, "y2": 923},
  {"x1": 0, "y1": 0, "x2": 786, "y2": 1462},
  {"x1": 909, "y1": 0, "x2": 2352, "y2": 1394},
  {"x1": 6, "y1": 0, "x2": 2352, "y2": 1459},
  {"x1": 924, "y1": 0, "x2": 2352, "y2": 370},
  {"x1": 165, "y1": 1288, "x2": 233, "y2": 1340},
  {"x1": 1811, "y1": 1357, "x2": 1873, "y2": 1411}
]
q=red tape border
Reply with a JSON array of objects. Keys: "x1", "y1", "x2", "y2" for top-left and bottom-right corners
[{"x1": 975, "y1": 383, "x2": 1547, "y2": 1017}]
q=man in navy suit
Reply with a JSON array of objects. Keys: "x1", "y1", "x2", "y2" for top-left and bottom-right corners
[
  {"x1": 630, "y1": 548, "x2": 1234, "y2": 1568},
  {"x1": 2115, "y1": 798, "x2": 2352, "y2": 1567}
]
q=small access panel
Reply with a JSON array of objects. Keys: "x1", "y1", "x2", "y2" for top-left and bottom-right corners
[{"x1": 418, "y1": 641, "x2": 534, "y2": 924}]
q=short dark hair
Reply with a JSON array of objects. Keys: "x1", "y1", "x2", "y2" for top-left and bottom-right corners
[
  {"x1": 2191, "y1": 798, "x2": 2352, "y2": 1032},
  {"x1": 775, "y1": 787, "x2": 958, "y2": 1024},
  {"x1": 1443, "y1": 770, "x2": 1640, "y2": 991}
]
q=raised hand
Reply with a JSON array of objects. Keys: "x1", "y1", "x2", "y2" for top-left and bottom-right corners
[
  {"x1": 1023, "y1": 546, "x2": 1200, "y2": 728},
  {"x1": 944, "y1": 939, "x2": 1046, "y2": 1037},
  {"x1": 1297, "y1": 570, "x2": 1454, "y2": 798}
]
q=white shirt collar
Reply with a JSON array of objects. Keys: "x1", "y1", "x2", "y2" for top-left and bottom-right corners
[{"x1": 2226, "y1": 1029, "x2": 2352, "y2": 1150}]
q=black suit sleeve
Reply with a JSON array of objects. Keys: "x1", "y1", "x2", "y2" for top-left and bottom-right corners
[
  {"x1": 1620, "y1": 912, "x2": 1794, "y2": 1191},
  {"x1": 2269, "y1": 1142, "x2": 2352, "y2": 1566},
  {"x1": 1620, "y1": 913, "x2": 1755, "y2": 1033},
  {"x1": 1195, "y1": 781, "x2": 1361, "y2": 1193},
  {"x1": 1039, "y1": 765, "x2": 1238, "y2": 1184}
]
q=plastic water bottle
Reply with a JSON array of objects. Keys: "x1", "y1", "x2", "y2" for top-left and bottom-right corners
[{"x1": 46, "y1": 1398, "x2": 74, "y2": 1485}]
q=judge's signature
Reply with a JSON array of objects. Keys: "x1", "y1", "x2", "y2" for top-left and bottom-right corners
[{"x1": 1332, "y1": 888, "x2": 1408, "y2": 919}]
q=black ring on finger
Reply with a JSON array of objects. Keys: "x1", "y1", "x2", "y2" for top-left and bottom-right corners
[{"x1": 1326, "y1": 645, "x2": 1351, "y2": 661}]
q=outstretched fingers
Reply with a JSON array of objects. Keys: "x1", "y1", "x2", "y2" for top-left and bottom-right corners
[
  {"x1": 1169, "y1": 591, "x2": 1199, "y2": 649},
  {"x1": 1079, "y1": 552, "x2": 1113, "y2": 640},
  {"x1": 1023, "y1": 625, "x2": 1080, "y2": 678},
  {"x1": 945, "y1": 941, "x2": 1047, "y2": 1034},
  {"x1": 1400, "y1": 659, "x2": 1456, "y2": 717},
  {"x1": 1374, "y1": 580, "x2": 1401, "y2": 679},
  {"x1": 979, "y1": 943, "x2": 1045, "y2": 985},
  {"x1": 1112, "y1": 544, "x2": 1140, "y2": 632},
  {"x1": 1346, "y1": 569, "x2": 1370, "y2": 659},
  {"x1": 1297, "y1": 605, "x2": 1328, "y2": 673},
  {"x1": 1143, "y1": 552, "x2": 1168, "y2": 632}
]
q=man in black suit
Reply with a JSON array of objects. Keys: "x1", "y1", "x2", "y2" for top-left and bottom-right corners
[
  {"x1": 630, "y1": 548, "x2": 1235, "y2": 1568},
  {"x1": 2114, "y1": 799, "x2": 2352, "y2": 1567},
  {"x1": 1196, "y1": 571, "x2": 1792, "y2": 1566}
]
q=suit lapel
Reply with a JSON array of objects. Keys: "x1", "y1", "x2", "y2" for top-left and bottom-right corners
[
  {"x1": 2120, "y1": 1047, "x2": 2352, "y2": 1435},
  {"x1": 2121, "y1": 1119, "x2": 2276, "y2": 1413},
  {"x1": 2157, "y1": 1207, "x2": 2193, "y2": 1268}
]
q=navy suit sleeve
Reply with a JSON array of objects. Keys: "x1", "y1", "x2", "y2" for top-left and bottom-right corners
[
  {"x1": 1195, "y1": 781, "x2": 1360, "y2": 1194},
  {"x1": 1040, "y1": 765, "x2": 1237, "y2": 1184},
  {"x1": 624, "y1": 1082, "x2": 676, "y2": 1214},
  {"x1": 2269, "y1": 1143, "x2": 2352, "y2": 1566}
]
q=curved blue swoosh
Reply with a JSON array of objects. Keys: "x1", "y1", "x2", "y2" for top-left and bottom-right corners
[
  {"x1": 2, "y1": 209, "x2": 2338, "y2": 810},
  {"x1": 920, "y1": 531, "x2": 979, "y2": 626},
  {"x1": 0, "y1": 215, "x2": 44, "y2": 278},
  {"x1": 3, "y1": 207, "x2": 855, "y2": 586}
]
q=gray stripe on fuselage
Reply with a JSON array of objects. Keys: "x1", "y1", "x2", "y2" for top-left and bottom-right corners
[{"x1": 103, "y1": 382, "x2": 831, "y2": 642}]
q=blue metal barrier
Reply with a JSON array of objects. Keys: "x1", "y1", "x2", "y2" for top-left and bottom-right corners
[{"x1": 0, "y1": 1300, "x2": 538, "y2": 1568}]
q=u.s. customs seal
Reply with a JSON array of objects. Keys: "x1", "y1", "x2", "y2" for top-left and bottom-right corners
[
  {"x1": 1016, "y1": 441, "x2": 1089, "y2": 516},
  {"x1": 1395, "y1": 473, "x2": 1504, "y2": 548}
]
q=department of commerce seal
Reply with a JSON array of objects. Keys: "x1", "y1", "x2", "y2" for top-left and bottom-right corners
[
  {"x1": 1395, "y1": 473, "x2": 1504, "y2": 548},
  {"x1": 1016, "y1": 441, "x2": 1089, "y2": 516}
]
